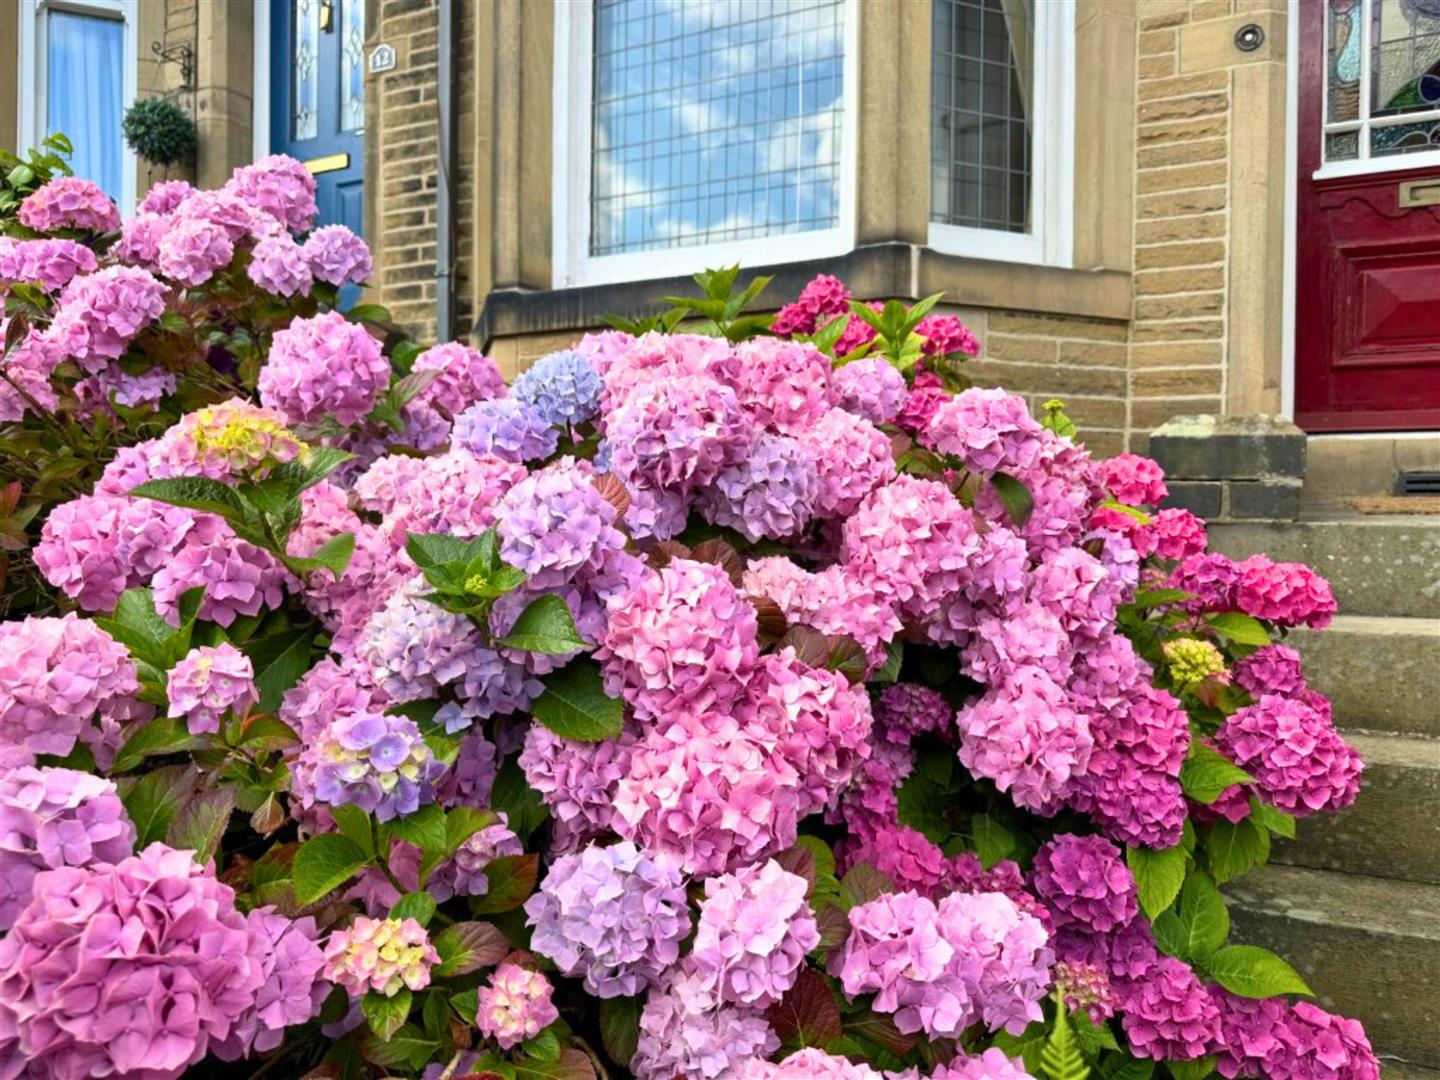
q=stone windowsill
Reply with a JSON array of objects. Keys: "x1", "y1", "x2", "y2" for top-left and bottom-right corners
[{"x1": 472, "y1": 242, "x2": 1133, "y2": 346}]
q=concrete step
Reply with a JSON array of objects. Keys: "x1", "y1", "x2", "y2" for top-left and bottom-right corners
[
  {"x1": 1288, "y1": 616, "x2": 1440, "y2": 739},
  {"x1": 1226, "y1": 865, "x2": 1440, "y2": 1068},
  {"x1": 1271, "y1": 732, "x2": 1440, "y2": 885},
  {"x1": 1206, "y1": 517, "x2": 1440, "y2": 620}
]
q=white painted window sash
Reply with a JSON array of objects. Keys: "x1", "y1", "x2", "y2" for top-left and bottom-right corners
[
  {"x1": 1317, "y1": 0, "x2": 1440, "y2": 179},
  {"x1": 927, "y1": 0, "x2": 1075, "y2": 269},
  {"x1": 551, "y1": 0, "x2": 860, "y2": 290}
]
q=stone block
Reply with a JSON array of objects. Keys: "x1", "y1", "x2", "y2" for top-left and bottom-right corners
[
  {"x1": 1226, "y1": 477, "x2": 1301, "y2": 520},
  {"x1": 1148, "y1": 413, "x2": 1306, "y2": 481},
  {"x1": 1162, "y1": 481, "x2": 1223, "y2": 518}
]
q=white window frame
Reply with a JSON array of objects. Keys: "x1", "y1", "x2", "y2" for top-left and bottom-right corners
[
  {"x1": 1316, "y1": 0, "x2": 1440, "y2": 180},
  {"x1": 552, "y1": 0, "x2": 860, "y2": 290},
  {"x1": 17, "y1": 0, "x2": 140, "y2": 214},
  {"x1": 926, "y1": 0, "x2": 1075, "y2": 268}
]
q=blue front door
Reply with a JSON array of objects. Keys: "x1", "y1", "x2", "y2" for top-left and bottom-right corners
[{"x1": 272, "y1": 0, "x2": 365, "y2": 237}]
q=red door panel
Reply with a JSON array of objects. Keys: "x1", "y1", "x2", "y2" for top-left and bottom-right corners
[{"x1": 1295, "y1": 2, "x2": 1440, "y2": 432}]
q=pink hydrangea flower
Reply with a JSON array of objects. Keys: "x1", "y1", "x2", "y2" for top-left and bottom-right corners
[
  {"x1": 832, "y1": 357, "x2": 909, "y2": 424},
  {"x1": 0, "y1": 236, "x2": 97, "y2": 291},
  {"x1": 323, "y1": 915, "x2": 439, "y2": 997},
  {"x1": 1235, "y1": 555, "x2": 1338, "y2": 629},
  {"x1": 916, "y1": 312, "x2": 980, "y2": 357},
  {"x1": 1030, "y1": 834, "x2": 1138, "y2": 933},
  {"x1": 1120, "y1": 956, "x2": 1222, "y2": 1061},
  {"x1": 1233, "y1": 643, "x2": 1307, "y2": 698},
  {"x1": 166, "y1": 642, "x2": 258, "y2": 734},
  {"x1": 157, "y1": 215, "x2": 235, "y2": 285},
  {"x1": 476, "y1": 963, "x2": 559, "y2": 1050},
  {"x1": 18, "y1": 176, "x2": 119, "y2": 232},
  {"x1": 1152, "y1": 507, "x2": 1208, "y2": 560},
  {"x1": 606, "y1": 373, "x2": 755, "y2": 498},
  {"x1": 0, "y1": 326, "x2": 62, "y2": 421},
  {"x1": 303, "y1": 224, "x2": 373, "y2": 285},
  {"x1": 1098, "y1": 453, "x2": 1168, "y2": 506},
  {"x1": 260, "y1": 310, "x2": 390, "y2": 425},
  {"x1": 770, "y1": 273, "x2": 852, "y2": 337},
  {"x1": 247, "y1": 230, "x2": 313, "y2": 296},
  {"x1": 138, "y1": 179, "x2": 195, "y2": 215},
  {"x1": 151, "y1": 533, "x2": 291, "y2": 627},
  {"x1": 631, "y1": 971, "x2": 779, "y2": 1080},
  {"x1": 213, "y1": 907, "x2": 328, "y2": 1060},
  {"x1": 1215, "y1": 694, "x2": 1364, "y2": 817},
  {"x1": 47, "y1": 265, "x2": 168, "y2": 372},
  {"x1": 227, "y1": 154, "x2": 318, "y2": 232},
  {"x1": 410, "y1": 341, "x2": 507, "y2": 415},
  {"x1": 713, "y1": 336, "x2": 835, "y2": 434},
  {"x1": 798, "y1": 407, "x2": 896, "y2": 518}
]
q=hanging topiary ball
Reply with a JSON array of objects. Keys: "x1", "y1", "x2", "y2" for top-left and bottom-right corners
[{"x1": 121, "y1": 98, "x2": 197, "y2": 167}]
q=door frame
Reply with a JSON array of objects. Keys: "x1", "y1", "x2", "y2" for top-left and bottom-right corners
[
  {"x1": 1282, "y1": 0, "x2": 1440, "y2": 436},
  {"x1": 253, "y1": 0, "x2": 272, "y2": 162}
]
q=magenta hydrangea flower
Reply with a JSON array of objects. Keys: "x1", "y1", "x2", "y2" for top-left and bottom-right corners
[
  {"x1": 1233, "y1": 643, "x2": 1307, "y2": 698},
  {"x1": 1215, "y1": 694, "x2": 1364, "y2": 817},
  {"x1": 714, "y1": 336, "x2": 834, "y2": 434},
  {"x1": 832, "y1": 357, "x2": 909, "y2": 424},
  {"x1": 0, "y1": 766, "x2": 136, "y2": 930},
  {"x1": 0, "y1": 614, "x2": 140, "y2": 769},
  {"x1": 1030, "y1": 834, "x2": 1138, "y2": 933},
  {"x1": 1168, "y1": 552, "x2": 1241, "y2": 612},
  {"x1": 17, "y1": 176, "x2": 119, "y2": 232},
  {"x1": 842, "y1": 825, "x2": 950, "y2": 897},
  {"x1": 1234, "y1": 555, "x2": 1338, "y2": 629},
  {"x1": 247, "y1": 230, "x2": 313, "y2": 296},
  {"x1": 0, "y1": 236, "x2": 97, "y2": 291},
  {"x1": 476, "y1": 963, "x2": 560, "y2": 1050},
  {"x1": 1098, "y1": 453, "x2": 1168, "y2": 506},
  {"x1": 152, "y1": 533, "x2": 291, "y2": 627},
  {"x1": 1120, "y1": 956, "x2": 1222, "y2": 1061},
  {"x1": 303, "y1": 224, "x2": 373, "y2": 285},
  {"x1": 1152, "y1": 507, "x2": 1208, "y2": 560},
  {"x1": 167, "y1": 642, "x2": 258, "y2": 734},
  {"x1": 260, "y1": 310, "x2": 390, "y2": 425},
  {"x1": 631, "y1": 972, "x2": 780, "y2": 1080},
  {"x1": 916, "y1": 313, "x2": 980, "y2": 357},
  {"x1": 798, "y1": 408, "x2": 896, "y2": 519},
  {"x1": 698, "y1": 431, "x2": 820, "y2": 541},
  {"x1": 323, "y1": 915, "x2": 439, "y2": 997},
  {"x1": 1211, "y1": 998, "x2": 1380, "y2": 1080},
  {"x1": 47, "y1": 265, "x2": 168, "y2": 372},
  {"x1": 524, "y1": 840, "x2": 691, "y2": 998},
  {"x1": 683, "y1": 858, "x2": 819, "y2": 1009},
  {"x1": 957, "y1": 668, "x2": 1094, "y2": 812},
  {"x1": 770, "y1": 273, "x2": 851, "y2": 336},
  {"x1": 927, "y1": 388, "x2": 1047, "y2": 473},
  {"x1": 213, "y1": 908, "x2": 328, "y2": 1060},
  {"x1": 227, "y1": 154, "x2": 318, "y2": 232},
  {"x1": 598, "y1": 558, "x2": 760, "y2": 722},
  {"x1": 411, "y1": 341, "x2": 507, "y2": 415},
  {"x1": 0, "y1": 844, "x2": 268, "y2": 1080},
  {"x1": 157, "y1": 215, "x2": 235, "y2": 286},
  {"x1": 836, "y1": 302, "x2": 883, "y2": 355}
]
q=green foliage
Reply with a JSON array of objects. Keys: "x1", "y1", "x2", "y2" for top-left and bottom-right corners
[
  {"x1": 1179, "y1": 743, "x2": 1254, "y2": 805},
  {"x1": 122, "y1": 98, "x2": 198, "y2": 166},
  {"x1": 1203, "y1": 944, "x2": 1312, "y2": 999},
  {"x1": 530, "y1": 660, "x2": 625, "y2": 741},
  {"x1": 362, "y1": 987, "x2": 413, "y2": 1042},
  {"x1": 660, "y1": 265, "x2": 776, "y2": 342},
  {"x1": 1041, "y1": 398, "x2": 1079, "y2": 438},
  {"x1": 0, "y1": 133, "x2": 72, "y2": 222},
  {"x1": 846, "y1": 293, "x2": 943, "y2": 370},
  {"x1": 293, "y1": 832, "x2": 370, "y2": 905},
  {"x1": 1205, "y1": 815, "x2": 1271, "y2": 885},
  {"x1": 1041, "y1": 998, "x2": 1092, "y2": 1080},
  {"x1": 1127, "y1": 843, "x2": 1190, "y2": 921}
]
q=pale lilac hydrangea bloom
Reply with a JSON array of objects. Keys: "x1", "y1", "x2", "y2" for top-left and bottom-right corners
[
  {"x1": 497, "y1": 457, "x2": 625, "y2": 576},
  {"x1": 476, "y1": 963, "x2": 559, "y2": 1050},
  {"x1": 213, "y1": 908, "x2": 328, "y2": 1060},
  {"x1": 1215, "y1": 694, "x2": 1363, "y2": 817},
  {"x1": 166, "y1": 642, "x2": 258, "y2": 734},
  {"x1": 152, "y1": 533, "x2": 290, "y2": 627},
  {"x1": 74, "y1": 362, "x2": 177, "y2": 414},
  {"x1": 0, "y1": 614, "x2": 140, "y2": 769},
  {"x1": 17, "y1": 176, "x2": 119, "y2": 232},
  {"x1": 261, "y1": 310, "x2": 390, "y2": 425},
  {"x1": 452, "y1": 397, "x2": 560, "y2": 462},
  {"x1": 303, "y1": 224, "x2": 373, "y2": 285},
  {"x1": 605, "y1": 374, "x2": 755, "y2": 494},
  {"x1": 1029, "y1": 834, "x2": 1138, "y2": 934},
  {"x1": 698, "y1": 431, "x2": 820, "y2": 541},
  {"x1": 432, "y1": 816, "x2": 523, "y2": 899},
  {"x1": 376, "y1": 449, "x2": 525, "y2": 546},
  {"x1": 279, "y1": 656, "x2": 388, "y2": 745},
  {"x1": 227, "y1": 154, "x2": 318, "y2": 232},
  {"x1": 631, "y1": 971, "x2": 780, "y2": 1080},
  {"x1": 1120, "y1": 956, "x2": 1222, "y2": 1061},
  {"x1": 0, "y1": 844, "x2": 268, "y2": 1080},
  {"x1": 518, "y1": 722, "x2": 638, "y2": 852},
  {"x1": 514, "y1": 348, "x2": 604, "y2": 425},
  {"x1": 247, "y1": 231, "x2": 313, "y2": 296},
  {"x1": 300, "y1": 708, "x2": 446, "y2": 821},
  {"x1": 323, "y1": 915, "x2": 439, "y2": 997},
  {"x1": 0, "y1": 766, "x2": 136, "y2": 930},
  {"x1": 683, "y1": 858, "x2": 819, "y2": 1009},
  {"x1": 0, "y1": 236, "x2": 96, "y2": 291},
  {"x1": 47, "y1": 265, "x2": 168, "y2": 372},
  {"x1": 924, "y1": 1049, "x2": 1037, "y2": 1080},
  {"x1": 524, "y1": 840, "x2": 690, "y2": 998},
  {"x1": 832, "y1": 357, "x2": 909, "y2": 424}
]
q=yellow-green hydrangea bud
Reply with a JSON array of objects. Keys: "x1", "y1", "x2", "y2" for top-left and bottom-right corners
[{"x1": 1162, "y1": 637, "x2": 1228, "y2": 690}]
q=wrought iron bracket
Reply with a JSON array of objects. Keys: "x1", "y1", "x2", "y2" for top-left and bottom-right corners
[{"x1": 150, "y1": 41, "x2": 195, "y2": 91}]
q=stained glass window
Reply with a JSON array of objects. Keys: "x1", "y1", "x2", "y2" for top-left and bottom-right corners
[
  {"x1": 341, "y1": 0, "x2": 365, "y2": 133},
  {"x1": 293, "y1": 0, "x2": 320, "y2": 141},
  {"x1": 931, "y1": 0, "x2": 1033, "y2": 234},
  {"x1": 1324, "y1": 0, "x2": 1440, "y2": 165},
  {"x1": 588, "y1": 0, "x2": 846, "y2": 257}
]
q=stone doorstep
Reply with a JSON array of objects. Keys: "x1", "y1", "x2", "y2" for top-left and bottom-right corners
[
  {"x1": 1163, "y1": 478, "x2": 1302, "y2": 521},
  {"x1": 1149, "y1": 414, "x2": 1307, "y2": 484},
  {"x1": 1225, "y1": 864, "x2": 1440, "y2": 1069},
  {"x1": 1269, "y1": 731, "x2": 1440, "y2": 886},
  {"x1": 1285, "y1": 617, "x2": 1440, "y2": 739}
]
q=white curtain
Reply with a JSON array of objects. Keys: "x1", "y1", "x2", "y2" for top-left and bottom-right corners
[{"x1": 46, "y1": 9, "x2": 125, "y2": 198}]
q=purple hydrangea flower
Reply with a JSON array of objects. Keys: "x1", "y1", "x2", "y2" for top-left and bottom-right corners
[
  {"x1": 514, "y1": 348, "x2": 604, "y2": 425},
  {"x1": 1215, "y1": 694, "x2": 1364, "y2": 818},
  {"x1": 0, "y1": 237, "x2": 97, "y2": 292},
  {"x1": 631, "y1": 971, "x2": 780, "y2": 1080},
  {"x1": 452, "y1": 397, "x2": 560, "y2": 462},
  {"x1": 1119, "y1": 956, "x2": 1222, "y2": 1061},
  {"x1": 496, "y1": 457, "x2": 625, "y2": 577},
  {"x1": 832, "y1": 357, "x2": 909, "y2": 424},
  {"x1": 213, "y1": 908, "x2": 328, "y2": 1060},
  {"x1": 302, "y1": 709, "x2": 447, "y2": 821},
  {"x1": 524, "y1": 840, "x2": 691, "y2": 998},
  {"x1": 697, "y1": 431, "x2": 820, "y2": 542},
  {"x1": 1030, "y1": 834, "x2": 1138, "y2": 934}
]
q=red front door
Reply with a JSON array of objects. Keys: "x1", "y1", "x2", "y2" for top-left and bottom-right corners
[{"x1": 1296, "y1": 0, "x2": 1440, "y2": 432}]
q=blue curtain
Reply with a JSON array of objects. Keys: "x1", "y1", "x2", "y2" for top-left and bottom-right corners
[{"x1": 46, "y1": 10, "x2": 124, "y2": 198}]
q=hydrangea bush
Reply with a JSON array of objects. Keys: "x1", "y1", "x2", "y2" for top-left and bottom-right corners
[{"x1": 0, "y1": 184, "x2": 1376, "y2": 1080}]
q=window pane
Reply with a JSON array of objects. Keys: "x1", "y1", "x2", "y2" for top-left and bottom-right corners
[
  {"x1": 1369, "y1": 0, "x2": 1440, "y2": 119},
  {"x1": 589, "y1": 0, "x2": 846, "y2": 257},
  {"x1": 930, "y1": 0, "x2": 1033, "y2": 233},
  {"x1": 46, "y1": 10, "x2": 124, "y2": 198},
  {"x1": 341, "y1": 0, "x2": 366, "y2": 133},
  {"x1": 294, "y1": 0, "x2": 320, "y2": 140}
]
